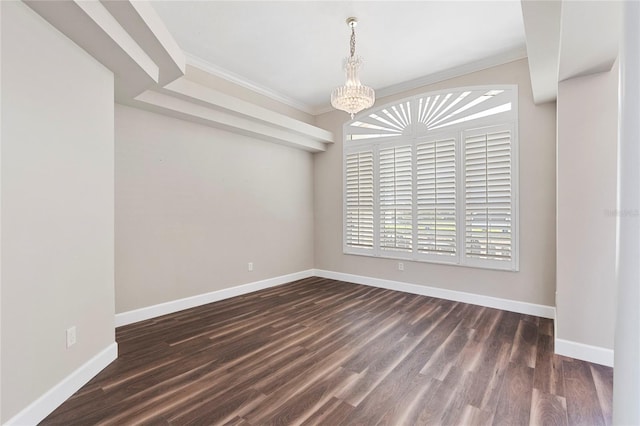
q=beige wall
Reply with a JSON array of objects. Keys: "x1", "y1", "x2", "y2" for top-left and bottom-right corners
[
  {"x1": 115, "y1": 104, "x2": 314, "y2": 313},
  {"x1": 556, "y1": 66, "x2": 618, "y2": 350},
  {"x1": 1, "y1": 2, "x2": 115, "y2": 422},
  {"x1": 314, "y1": 59, "x2": 557, "y2": 306}
]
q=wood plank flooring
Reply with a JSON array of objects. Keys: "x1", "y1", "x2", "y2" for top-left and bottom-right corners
[{"x1": 41, "y1": 277, "x2": 613, "y2": 425}]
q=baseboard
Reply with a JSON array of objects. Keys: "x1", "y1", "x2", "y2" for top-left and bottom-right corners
[
  {"x1": 5, "y1": 342, "x2": 118, "y2": 425},
  {"x1": 115, "y1": 269, "x2": 315, "y2": 327},
  {"x1": 312, "y1": 269, "x2": 556, "y2": 319},
  {"x1": 555, "y1": 338, "x2": 614, "y2": 367}
]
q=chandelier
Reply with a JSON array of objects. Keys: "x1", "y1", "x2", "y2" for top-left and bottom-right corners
[{"x1": 331, "y1": 17, "x2": 375, "y2": 118}]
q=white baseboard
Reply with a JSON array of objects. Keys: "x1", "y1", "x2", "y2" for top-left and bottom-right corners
[
  {"x1": 555, "y1": 338, "x2": 614, "y2": 367},
  {"x1": 5, "y1": 342, "x2": 118, "y2": 426},
  {"x1": 115, "y1": 269, "x2": 315, "y2": 327},
  {"x1": 312, "y1": 269, "x2": 556, "y2": 319}
]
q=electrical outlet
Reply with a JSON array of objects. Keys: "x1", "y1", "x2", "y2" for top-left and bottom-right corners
[
  {"x1": 66, "y1": 326, "x2": 77, "y2": 348},
  {"x1": 248, "y1": 262, "x2": 253, "y2": 272},
  {"x1": 398, "y1": 262, "x2": 404, "y2": 271}
]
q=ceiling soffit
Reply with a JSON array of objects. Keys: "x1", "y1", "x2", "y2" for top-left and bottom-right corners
[
  {"x1": 24, "y1": 0, "x2": 334, "y2": 152},
  {"x1": 522, "y1": 0, "x2": 621, "y2": 104}
]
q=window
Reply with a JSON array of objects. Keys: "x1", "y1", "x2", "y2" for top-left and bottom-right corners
[{"x1": 343, "y1": 86, "x2": 518, "y2": 271}]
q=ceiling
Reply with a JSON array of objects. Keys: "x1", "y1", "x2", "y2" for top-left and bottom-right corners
[{"x1": 150, "y1": 1, "x2": 527, "y2": 113}]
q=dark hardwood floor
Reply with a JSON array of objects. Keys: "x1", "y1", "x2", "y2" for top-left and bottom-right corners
[{"x1": 41, "y1": 277, "x2": 613, "y2": 425}]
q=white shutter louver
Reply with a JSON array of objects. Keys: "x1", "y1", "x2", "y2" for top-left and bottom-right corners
[
  {"x1": 345, "y1": 151, "x2": 374, "y2": 249},
  {"x1": 417, "y1": 138, "x2": 457, "y2": 257},
  {"x1": 464, "y1": 127, "x2": 513, "y2": 263},
  {"x1": 379, "y1": 145, "x2": 413, "y2": 252}
]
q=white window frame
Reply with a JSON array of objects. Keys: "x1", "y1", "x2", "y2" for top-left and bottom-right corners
[{"x1": 342, "y1": 85, "x2": 519, "y2": 271}]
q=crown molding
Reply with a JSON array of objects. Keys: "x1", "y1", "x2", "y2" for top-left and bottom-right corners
[
  {"x1": 375, "y1": 47, "x2": 528, "y2": 100},
  {"x1": 312, "y1": 104, "x2": 337, "y2": 116},
  {"x1": 185, "y1": 52, "x2": 315, "y2": 115}
]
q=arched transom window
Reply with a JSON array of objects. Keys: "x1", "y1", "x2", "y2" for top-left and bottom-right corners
[{"x1": 343, "y1": 85, "x2": 519, "y2": 271}]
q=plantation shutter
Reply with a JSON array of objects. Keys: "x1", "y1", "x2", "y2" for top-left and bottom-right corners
[
  {"x1": 345, "y1": 151, "x2": 374, "y2": 249},
  {"x1": 416, "y1": 138, "x2": 457, "y2": 257},
  {"x1": 464, "y1": 126, "x2": 513, "y2": 263},
  {"x1": 379, "y1": 145, "x2": 413, "y2": 252},
  {"x1": 343, "y1": 86, "x2": 518, "y2": 271}
]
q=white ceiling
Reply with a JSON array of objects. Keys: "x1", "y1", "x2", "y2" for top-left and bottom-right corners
[{"x1": 151, "y1": 1, "x2": 527, "y2": 113}]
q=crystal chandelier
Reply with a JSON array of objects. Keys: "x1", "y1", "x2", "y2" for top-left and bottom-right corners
[{"x1": 331, "y1": 17, "x2": 375, "y2": 118}]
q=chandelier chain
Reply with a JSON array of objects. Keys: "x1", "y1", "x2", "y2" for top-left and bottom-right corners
[{"x1": 350, "y1": 26, "x2": 356, "y2": 58}]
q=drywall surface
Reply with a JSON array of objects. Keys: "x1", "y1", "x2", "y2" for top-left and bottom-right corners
[
  {"x1": 615, "y1": 2, "x2": 640, "y2": 422},
  {"x1": 556, "y1": 66, "x2": 618, "y2": 351},
  {"x1": 314, "y1": 59, "x2": 557, "y2": 307},
  {"x1": 1, "y1": 2, "x2": 115, "y2": 421},
  {"x1": 115, "y1": 104, "x2": 314, "y2": 313}
]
